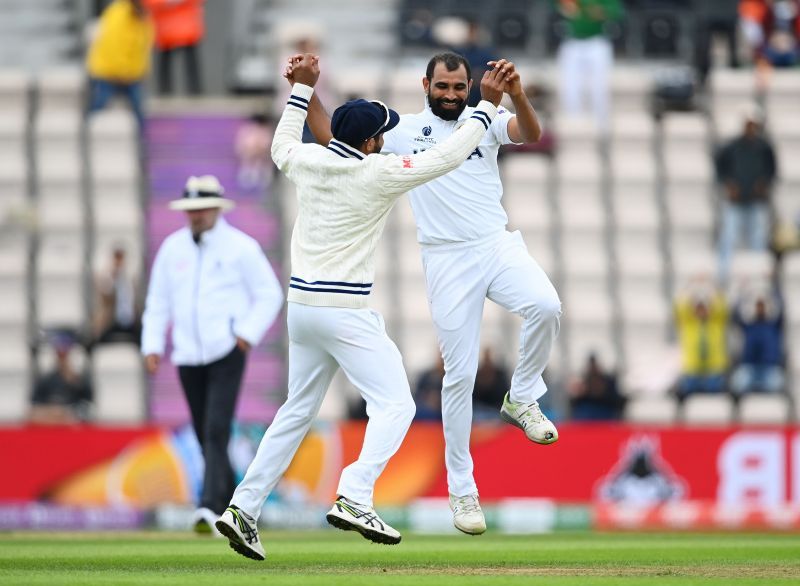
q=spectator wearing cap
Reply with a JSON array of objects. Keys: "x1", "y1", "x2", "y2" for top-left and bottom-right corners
[
  {"x1": 141, "y1": 174, "x2": 283, "y2": 535},
  {"x1": 215, "y1": 53, "x2": 506, "y2": 554},
  {"x1": 715, "y1": 104, "x2": 778, "y2": 285},
  {"x1": 29, "y1": 332, "x2": 93, "y2": 425}
]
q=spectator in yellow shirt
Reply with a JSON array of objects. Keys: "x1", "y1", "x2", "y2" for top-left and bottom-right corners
[
  {"x1": 86, "y1": 0, "x2": 154, "y2": 130},
  {"x1": 674, "y1": 286, "x2": 729, "y2": 398}
]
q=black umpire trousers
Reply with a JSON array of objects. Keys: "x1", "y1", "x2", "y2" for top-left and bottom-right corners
[{"x1": 178, "y1": 345, "x2": 246, "y2": 515}]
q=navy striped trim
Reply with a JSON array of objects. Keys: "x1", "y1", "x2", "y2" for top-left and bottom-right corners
[
  {"x1": 470, "y1": 111, "x2": 491, "y2": 130},
  {"x1": 290, "y1": 284, "x2": 371, "y2": 295},
  {"x1": 290, "y1": 276, "x2": 372, "y2": 295},
  {"x1": 327, "y1": 146, "x2": 348, "y2": 158},
  {"x1": 288, "y1": 94, "x2": 309, "y2": 111},
  {"x1": 291, "y1": 277, "x2": 372, "y2": 287},
  {"x1": 326, "y1": 140, "x2": 364, "y2": 160}
]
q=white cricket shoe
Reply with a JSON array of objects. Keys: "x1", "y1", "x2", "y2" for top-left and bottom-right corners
[
  {"x1": 215, "y1": 505, "x2": 265, "y2": 561},
  {"x1": 193, "y1": 507, "x2": 222, "y2": 537},
  {"x1": 449, "y1": 493, "x2": 486, "y2": 535},
  {"x1": 326, "y1": 496, "x2": 402, "y2": 545},
  {"x1": 500, "y1": 392, "x2": 559, "y2": 444}
]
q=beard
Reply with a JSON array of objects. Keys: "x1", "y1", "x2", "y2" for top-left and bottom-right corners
[{"x1": 427, "y1": 91, "x2": 466, "y2": 121}]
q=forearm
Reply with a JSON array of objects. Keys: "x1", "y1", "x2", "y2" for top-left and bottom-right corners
[
  {"x1": 271, "y1": 83, "x2": 314, "y2": 169},
  {"x1": 306, "y1": 92, "x2": 333, "y2": 144},
  {"x1": 234, "y1": 253, "x2": 284, "y2": 345},
  {"x1": 510, "y1": 92, "x2": 542, "y2": 143}
]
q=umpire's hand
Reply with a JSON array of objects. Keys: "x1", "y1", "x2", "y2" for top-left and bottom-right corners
[{"x1": 145, "y1": 354, "x2": 160, "y2": 374}]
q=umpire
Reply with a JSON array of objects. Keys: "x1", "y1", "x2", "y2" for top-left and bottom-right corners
[{"x1": 141, "y1": 175, "x2": 283, "y2": 533}]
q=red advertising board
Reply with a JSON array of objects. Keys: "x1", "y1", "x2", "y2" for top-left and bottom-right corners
[{"x1": 2, "y1": 423, "x2": 799, "y2": 508}]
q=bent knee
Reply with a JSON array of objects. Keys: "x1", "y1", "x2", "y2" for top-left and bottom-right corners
[{"x1": 522, "y1": 291, "x2": 562, "y2": 323}]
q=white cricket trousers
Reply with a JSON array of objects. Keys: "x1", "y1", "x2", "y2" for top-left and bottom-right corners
[
  {"x1": 558, "y1": 36, "x2": 613, "y2": 130},
  {"x1": 231, "y1": 302, "x2": 415, "y2": 518},
  {"x1": 421, "y1": 231, "x2": 561, "y2": 498}
]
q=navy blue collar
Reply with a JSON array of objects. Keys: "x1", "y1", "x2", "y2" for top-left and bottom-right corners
[{"x1": 327, "y1": 139, "x2": 365, "y2": 160}]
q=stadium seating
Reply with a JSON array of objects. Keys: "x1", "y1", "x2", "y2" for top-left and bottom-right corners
[{"x1": 2, "y1": 0, "x2": 798, "y2": 427}]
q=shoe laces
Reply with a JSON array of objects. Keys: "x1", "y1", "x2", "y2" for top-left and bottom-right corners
[
  {"x1": 337, "y1": 497, "x2": 386, "y2": 530},
  {"x1": 229, "y1": 506, "x2": 259, "y2": 544},
  {"x1": 517, "y1": 400, "x2": 547, "y2": 426},
  {"x1": 452, "y1": 494, "x2": 481, "y2": 514}
]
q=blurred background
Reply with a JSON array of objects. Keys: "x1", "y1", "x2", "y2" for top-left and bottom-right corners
[{"x1": 1, "y1": 0, "x2": 799, "y2": 533}]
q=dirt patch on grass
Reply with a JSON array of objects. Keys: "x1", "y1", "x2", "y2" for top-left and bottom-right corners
[{"x1": 375, "y1": 564, "x2": 799, "y2": 579}]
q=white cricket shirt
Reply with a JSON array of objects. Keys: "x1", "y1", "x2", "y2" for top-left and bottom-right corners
[
  {"x1": 141, "y1": 217, "x2": 284, "y2": 366},
  {"x1": 271, "y1": 84, "x2": 498, "y2": 309},
  {"x1": 382, "y1": 104, "x2": 518, "y2": 244}
]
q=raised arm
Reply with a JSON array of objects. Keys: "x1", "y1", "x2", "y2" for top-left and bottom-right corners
[
  {"x1": 376, "y1": 67, "x2": 506, "y2": 195},
  {"x1": 271, "y1": 54, "x2": 320, "y2": 171},
  {"x1": 283, "y1": 54, "x2": 333, "y2": 144},
  {"x1": 488, "y1": 60, "x2": 542, "y2": 144}
]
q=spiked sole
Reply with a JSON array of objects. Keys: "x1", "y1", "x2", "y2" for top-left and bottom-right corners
[
  {"x1": 500, "y1": 409, "x2": 558, "y2": 445},
  {"x1": 453, "y1": 522, "x2": 486, "y2": 536},
  {"x1": 326, "y1": 511, "x2": 401, "y2": 545},
  {"x1": 214, "y1": 519, "x2": 265, "y2": 561}
]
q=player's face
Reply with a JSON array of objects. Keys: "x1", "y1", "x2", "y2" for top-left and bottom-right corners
[{"x1": 424, "y1": 63, "x2": 470, "y2": 121}]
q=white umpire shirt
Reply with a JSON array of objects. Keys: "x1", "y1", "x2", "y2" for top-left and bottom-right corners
[
  {"x1": 141, "y1": 217, "x2": 284, "y2": 366},
  {"x1": 382, "y1": 104, "x2": 519, "y2": 245}
]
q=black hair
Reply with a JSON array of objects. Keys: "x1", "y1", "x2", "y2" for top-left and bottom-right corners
[{"x1": 425, "y1": 52, "x2": 471, "y2": 83}]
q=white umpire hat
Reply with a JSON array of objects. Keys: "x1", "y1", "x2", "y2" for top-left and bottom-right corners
[{"x1": 169, "y1": 175, "x2": 236, "y2": 211}]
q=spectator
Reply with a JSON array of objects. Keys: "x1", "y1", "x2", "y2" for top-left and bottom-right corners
[
  {"x1": 472, "y1": 347, "x2": 510, "y2": 421},
  {"x1": 693, "y1": 1, "x2": 741, "y2": 88},
  {"x1": 86, "y1": 0, "x2": 154, "y2": 131},
  {"x1": 556, "y1": 0, "x2": 624, "y2": 132},
  {"x1": 568, "y1": 353, "x2": 625, "y2": 421},
  {"x1": 740, "y1": 0, "x2": 800, "y2": 69},
  {"x1": 235, "y1": 113, "x2": 274, "y2": 192},
  {"x1": 29, "y1": 332, "x2": 93, "y2": 424},
  {"x1": 145, "y1": 0, "x2": 205, "y2": 95},
  {"x1": 715, "y1": 104, "x2": 777, "y2": 284},
  {"x1": 730, "y1": 287, "x2": 786, "y2": 394},
  {"x1": 413, "y1": 352, "x2": 444, "y2": 421},
  {"x1": 92, "y1": 245, "x2": 141, "y2": 344},
  {"x1": 674, "y1": 284, "x2": 729, "y2": 397},
  {"x1": 454, "y1": 20, "x2": 498, "y2": 108}
]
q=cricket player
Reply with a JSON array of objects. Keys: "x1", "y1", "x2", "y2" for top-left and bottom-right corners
[
  {"x1": 215, "y1": 53, "x2": 508, "y2": 561},
  {"x1": 302, "y1": 52, "x2": 561, "y2": 536}
]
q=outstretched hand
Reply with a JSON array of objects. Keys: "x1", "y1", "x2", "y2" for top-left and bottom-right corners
[
  {"x1": 479, "y1": 59, "x2": 508, "y2": 106},
  {"x1": 283, "y1": 53, "x2": 320, "y2": 87}
]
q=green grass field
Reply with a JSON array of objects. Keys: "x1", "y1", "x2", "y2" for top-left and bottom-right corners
[{"x1": 1, "y1": 530, "x2": 798, "y2": 585}]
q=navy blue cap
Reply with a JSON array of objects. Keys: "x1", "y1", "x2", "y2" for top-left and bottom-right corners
[{"x1": 330, "y1": 99, "x2": 400, "y2": 148}]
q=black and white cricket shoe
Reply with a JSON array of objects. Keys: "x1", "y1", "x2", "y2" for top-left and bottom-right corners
[
  {"x1": 215, "y1": 505, "x2": 265, "y2": 561},
  {"x1": 326, "y1": 496, "x2": 401, "y2": 545},
  {"x1": 500, "y1": 392, "x2": 559, "y2": 445}
]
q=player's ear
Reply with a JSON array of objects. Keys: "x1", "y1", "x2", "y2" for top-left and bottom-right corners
[{"x1": 422, "y1": 77, "x2": 430, "y2": 93}]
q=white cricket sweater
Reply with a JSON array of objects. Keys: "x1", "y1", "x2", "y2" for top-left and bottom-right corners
[{"x1": 271, "y1": 83, "x2": 498, "y2": 309}]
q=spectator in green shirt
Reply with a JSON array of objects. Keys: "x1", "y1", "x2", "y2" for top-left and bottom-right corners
[{"x1": 555, "y1": 0, "x2": 623, "y2": 132}]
